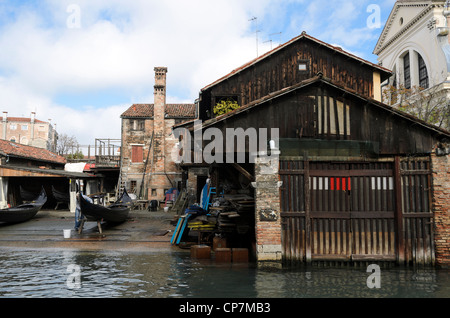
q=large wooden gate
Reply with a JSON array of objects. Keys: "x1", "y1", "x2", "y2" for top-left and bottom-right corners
[{"x1": 280, "y1": 157, "x2": 434, "y2": 265}]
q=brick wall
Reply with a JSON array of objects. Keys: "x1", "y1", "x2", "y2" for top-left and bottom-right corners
[
  {"x1": 431, "y1": 151, "x2": 450, "y2": 267},
  {"x1": 253, "y1": 150, "x2": 282, "y2": 261}
]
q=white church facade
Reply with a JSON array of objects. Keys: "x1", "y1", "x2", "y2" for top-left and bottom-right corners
[{"x1": 374, "y1": 0, "x2": 450, "y2": 124}]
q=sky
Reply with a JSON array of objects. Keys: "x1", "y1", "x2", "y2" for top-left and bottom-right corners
[{"x1": 0, "y1": 0, "x2": 397, "y2": 149}]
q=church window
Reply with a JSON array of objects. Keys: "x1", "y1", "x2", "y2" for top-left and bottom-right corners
[
  {"x1": 418, "y1": 54, "x2": 429, "y2": 89},
  {"x1": 403, "y1": 53, "x2": 411, "y2": 89}
]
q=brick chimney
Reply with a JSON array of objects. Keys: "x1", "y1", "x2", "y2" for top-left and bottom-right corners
[
  {"x1": 154, "y1": 67, "x2": 167, "y2": 125},
  {"x1": 30, "y1": 112, "x2": 36, "y2": 142},
  {"x1": 2, "y1": 111, "x2": 7, "y2": 140},
  {"x1": 153, "y1": 67, "x2": 168, "y2": 172}
]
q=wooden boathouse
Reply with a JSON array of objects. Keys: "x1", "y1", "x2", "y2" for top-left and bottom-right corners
[{"x1": 177, "y1": 32, "x2": 450, "y2": 267}]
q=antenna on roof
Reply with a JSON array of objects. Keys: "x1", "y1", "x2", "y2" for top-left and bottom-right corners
[
  {"x1": 263, "y1": 39, "x2": 273, "y2": 50},
  {"x1": 249, "y1": 16, "x2": 260, "y2": 57},
  {"x1": 269, "y1": 32, "x2": 282, "y2": 47}
]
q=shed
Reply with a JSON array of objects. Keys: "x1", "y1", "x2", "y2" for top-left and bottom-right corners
[{"x1": 176, "y1": 32, "x2": 450, "y2": 267}]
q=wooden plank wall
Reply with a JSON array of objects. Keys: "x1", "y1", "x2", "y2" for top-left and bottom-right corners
[
  {"x1": 205, "y1": 39, "x2": 375, "y2": 112},
  {"x1": 280, "y1": 157, "x2": 434, "y2": 265},
  {"x1": 400, "y1": 157, "x2": 435, "y2": 266},
  {"x1": 203, "y1": 85, "x2": 437, "y2": 156}
]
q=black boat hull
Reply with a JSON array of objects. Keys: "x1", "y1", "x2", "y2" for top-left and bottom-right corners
[
  {"x1": 0, "y1": 188, "x2": 47, "y2": 224},
  {"x1": 79, "y1": 190, "x2": 132, "y2": 223},
  {"x1": 52, "y1": 186, "x2": 70, "y2": 203}
]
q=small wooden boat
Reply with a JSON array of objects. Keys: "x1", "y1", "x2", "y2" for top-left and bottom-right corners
[
  {"x1": 79, "y1": 189, "x2": 133, "y2": 223},
  {"x1": 0, "y1": 188, "x2": 47, "y2": 224}
]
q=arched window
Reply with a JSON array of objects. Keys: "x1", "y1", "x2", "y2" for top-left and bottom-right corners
[
  {"x1": 418, "y1": 54, "x2": 429, "y2": 89},
  {"x1": 403, "y1": 52, "x2": 411, "y2": 89}
]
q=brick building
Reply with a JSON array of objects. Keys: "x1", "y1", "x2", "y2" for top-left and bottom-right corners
[
  {"x1": 120, "y1": 67, "x2": 196, "y2": 202},
  {"x1": 0, "y1": 112, "x2": 58, "y2": 152}
]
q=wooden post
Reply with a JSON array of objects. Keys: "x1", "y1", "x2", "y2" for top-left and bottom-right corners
[
  {"x1": 304, "y1": 152, "x2": 311, "y2": 263},
  {"x1": 394, "y1": 156, "x2": 405, "y2": 264}
]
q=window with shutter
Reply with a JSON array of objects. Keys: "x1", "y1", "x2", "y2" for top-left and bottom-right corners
[{"x1": 131, "y1": 145, "x2": 143, "y2": 163}]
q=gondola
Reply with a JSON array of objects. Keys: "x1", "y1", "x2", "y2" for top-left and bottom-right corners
[
  {"x1": 79, "y1": 189, "x2": 133, "y2": 223},
  {"x1": 52, "y1": 185, "x2": 70, "y2": 203},
  {"x1": 0, "y1": 188, "x2": 47, "y2": 224},
  {"x1": 20, "y1": 186, "x2": 41, "y2": 202}
]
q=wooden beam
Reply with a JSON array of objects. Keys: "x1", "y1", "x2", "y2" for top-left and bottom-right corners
[
  {"x1": 231, "y1": 163, "x2": 254, "y2": 182},
  {"x1": 304, "y1": 154, "x2": 311, "y2": 264},
  {"x1": 0, "y1": 167, "x2": 64, "y2": 178},
  {"x1": 394, "y1": 156, "x2": 405, "y2": 264}
]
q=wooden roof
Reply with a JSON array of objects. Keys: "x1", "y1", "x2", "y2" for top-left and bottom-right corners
[{"x1": 202, "y1": 31, "x2": 392, "y2": 92}]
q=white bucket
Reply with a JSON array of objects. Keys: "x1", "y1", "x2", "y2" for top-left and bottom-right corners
[
  {"x1": 164, "y1": 207, "x2": 169, "y2": 213},
  {"x1": 63, "y1": 229, "x2": 71, "y2": 239}
]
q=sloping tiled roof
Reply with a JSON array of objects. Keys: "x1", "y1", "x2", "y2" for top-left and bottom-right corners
[
  {"x1": 121, "y1": 104, "x2": 196, "y2": 119},
  {"x1": 0, "y1": 139, "x2": 66, "y2": 164}
]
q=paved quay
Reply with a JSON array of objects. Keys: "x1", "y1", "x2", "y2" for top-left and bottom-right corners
[{"x1": 0, "y1": 209, "x2": 184, "y2": 253}]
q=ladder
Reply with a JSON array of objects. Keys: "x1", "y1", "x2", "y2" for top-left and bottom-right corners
[
  {"x1": 139, "y1": 132, "x2": 154, "y2": 199},
  {"x1": 116, "y1": 167, "x2": 128, "y2": 199},
  {"x1": 202, "y1": 187, "x2": 216, "y2": 211}
]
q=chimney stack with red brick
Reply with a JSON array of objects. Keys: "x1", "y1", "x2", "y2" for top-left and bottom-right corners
[
  {"x1": 153, "y1": 67, "x2": 168, "y2": 173},
  {"x1": 2, "y1": 112, "x2": 7, "y2": 140}
]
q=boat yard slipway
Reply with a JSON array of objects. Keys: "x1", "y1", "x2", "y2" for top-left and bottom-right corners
[{"x1": 0, "y1": 208, "x2": 177, "y2": 252}]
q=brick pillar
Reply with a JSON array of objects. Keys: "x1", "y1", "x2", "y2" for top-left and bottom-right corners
[
  {"x1": 431, "y1": 148, "x2": 450, "y2": 268},
  {"x1": 252, "y1": 149, "x2": 282, "y2": 262}
]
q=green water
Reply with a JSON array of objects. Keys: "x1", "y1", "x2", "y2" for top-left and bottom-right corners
[{"x1": 0, "y1": 249, "x2": 448, "y2": 298}]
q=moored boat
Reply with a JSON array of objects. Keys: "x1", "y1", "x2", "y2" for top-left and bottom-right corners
[{"x1": 0, "y1": 188, "x2": 47, "y2": 224}]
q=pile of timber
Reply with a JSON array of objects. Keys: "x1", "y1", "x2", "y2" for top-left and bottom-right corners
[{"x1": 214, "y1": 195, "x2": 255, "y2": 234}]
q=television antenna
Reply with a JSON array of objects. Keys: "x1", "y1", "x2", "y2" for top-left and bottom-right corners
[
  {"x1": 249, "y1": 17, "x2": 260, "y2": 57},
  {"x1": 265, "y1": 32, "x2": 282, "y2": 50}
]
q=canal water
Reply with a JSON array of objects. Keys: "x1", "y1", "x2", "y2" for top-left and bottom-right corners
[{"x1": 0, "y1": 249, "x2": 448, "y2": 298}]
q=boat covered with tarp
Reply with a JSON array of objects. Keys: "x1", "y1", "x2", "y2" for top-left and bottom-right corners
[{"x1": 0, "y1": 188, "x2": 47, "y2": 223}]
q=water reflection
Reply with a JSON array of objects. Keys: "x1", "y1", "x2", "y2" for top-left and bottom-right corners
[{"x1": 0, "y1": 250, "x2": 448, "y2": 298}]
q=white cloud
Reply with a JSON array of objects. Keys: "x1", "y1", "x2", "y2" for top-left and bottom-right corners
[{"x1": 0, "y1": 0, "x2": 393, "y2": 146}]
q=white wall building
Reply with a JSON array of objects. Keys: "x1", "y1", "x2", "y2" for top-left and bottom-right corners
[{"x1": 374, "y1": 1, "x2": 450, "y2": 98}]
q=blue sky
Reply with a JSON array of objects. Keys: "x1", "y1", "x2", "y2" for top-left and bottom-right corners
[{"x1": 0, "y1": 0, "x2": 396, "y2": 146}]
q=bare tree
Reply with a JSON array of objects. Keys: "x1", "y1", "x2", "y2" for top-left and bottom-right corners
[
  {"x1": 383, "y1": 84, "x2": 450, "y2": 131},
  {"x1": 57, "y1": 133, "x2": 80, "y2": 155}
]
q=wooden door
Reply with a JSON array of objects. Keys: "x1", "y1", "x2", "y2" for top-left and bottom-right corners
[{"x1": 281, "y1": 158, "x2": 433, "y2": 265}]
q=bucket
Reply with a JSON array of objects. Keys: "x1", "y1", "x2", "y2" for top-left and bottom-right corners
[
  {"x1": 164, "y1": 207, "x2": 169, "y2": 213},
  {"x1": 63, "y1": 229, "x2": 71, "y2": 239}
]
